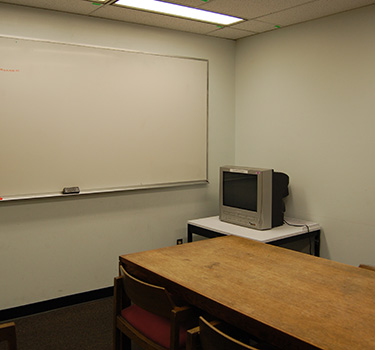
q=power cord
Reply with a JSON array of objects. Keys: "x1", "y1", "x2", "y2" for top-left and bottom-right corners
[{"x1": 283, "y1": 219, "x2": 312, "y2": 255}]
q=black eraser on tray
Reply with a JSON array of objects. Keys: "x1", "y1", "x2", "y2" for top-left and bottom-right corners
[{"x1": 63, "y1": 186, "x2": 80, "y2": 194}]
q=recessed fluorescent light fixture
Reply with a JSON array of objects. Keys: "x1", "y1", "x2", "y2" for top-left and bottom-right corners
[{"x1": 114, "y1": 0, "x2": 243, "y2": 25}]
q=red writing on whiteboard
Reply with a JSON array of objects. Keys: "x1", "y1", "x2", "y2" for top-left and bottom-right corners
[{"x1": 0, "y1": 68, "x2": 20, "y2": 72}]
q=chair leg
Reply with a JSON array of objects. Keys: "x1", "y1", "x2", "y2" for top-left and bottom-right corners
[
  {"x1": 114, "y1": 328, "x2": 131, "y2": 350},
  {"x1": 120, "y1": 332, "x2": 131, "y2": 350},
  {"x1": 114, "y1": 328, "x2": 121, "y2": 350}
]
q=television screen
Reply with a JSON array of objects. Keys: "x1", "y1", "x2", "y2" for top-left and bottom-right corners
[{"x1": 223, "y1": 172, "x2": 257, "y2": 211}]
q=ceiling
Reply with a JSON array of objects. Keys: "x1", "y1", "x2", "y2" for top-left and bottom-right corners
[{"x1": 1, "y1": 0, "x2": 375, "y2": 40}]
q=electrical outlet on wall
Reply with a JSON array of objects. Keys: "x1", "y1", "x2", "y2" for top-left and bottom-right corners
[{"x1": 176, "y1": 238, "x2": 183, "y2": 245}]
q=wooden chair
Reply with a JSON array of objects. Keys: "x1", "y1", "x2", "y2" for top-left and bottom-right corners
[
  {"x1": 114, "y1": 265, "x2": 196, "y2": 350},
  {"x1": 0, "y1": 322, "x2": 17, "y2": 350},
  {"x1": 187, "y1": 317, "x2": 282, "y2": 350},
  {"x1": 359, "y1": 264, "x2": 375, "y2": 272},
  {"x1": 187, "y1": 317, "x2": 258, "y2": 350}
]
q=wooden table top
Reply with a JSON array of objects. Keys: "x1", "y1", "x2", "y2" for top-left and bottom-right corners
[{"x1": 120, "y1": 236, "x2": 375, "y2": 350}]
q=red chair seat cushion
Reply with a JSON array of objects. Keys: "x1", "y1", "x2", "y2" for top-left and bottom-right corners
[{"x1": 121, "y1": 304, "x2": 188, "y2": 349}]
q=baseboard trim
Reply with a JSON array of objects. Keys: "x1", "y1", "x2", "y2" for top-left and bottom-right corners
[{"x1": 0, "y1": 286, "x2": 113, "y2": 322}]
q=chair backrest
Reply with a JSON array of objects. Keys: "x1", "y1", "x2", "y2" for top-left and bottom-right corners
[
  {"x1": 119, "y1": 265, "x2": 176, "y2": 319},
  {"x1": 198, "y1": 317, "x2": 257, "y2": 350},
  {"x1": 115, "y1": 265, "x2": 195, "y2": 350},
  {"x1": 0, "y1": 322, "x2": 17, "y2": 350}
]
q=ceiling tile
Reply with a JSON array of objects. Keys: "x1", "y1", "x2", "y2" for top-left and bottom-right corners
[
  {"x1": 207, "y1": 26, "x2": 255, "y2": 40},
  {"x1": 232, "y1": 19, "x2": 279, "y2": 33},
  {"x1": 0, "y1": 0, "x2": 100, "y2": 15},
  {"x1": 258, "y1": 0, "x2": 375, "y2": 26},
  {"x1": 199, "y1": 0, "x2": 316, "y2": 19}
]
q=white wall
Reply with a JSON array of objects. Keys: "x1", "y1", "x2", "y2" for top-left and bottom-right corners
[
  {"x1": 235, "y1": 5, "x2": 375, "y2": 266},
  {"x1": 0, "y1": 3, "x2": 236, "y2": 309}
]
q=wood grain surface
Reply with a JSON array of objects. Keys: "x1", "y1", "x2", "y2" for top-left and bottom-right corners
[{"x1": 120, "y1": 236, "x2": 375, "y2": 350}]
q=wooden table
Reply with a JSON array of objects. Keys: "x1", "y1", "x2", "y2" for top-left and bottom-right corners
[{"x1": 120, "y1": 236, "x2": 375, "y2": 350}]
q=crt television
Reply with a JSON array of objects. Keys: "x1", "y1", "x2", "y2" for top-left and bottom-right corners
[{"x1": 219, "y1": 166, "x2": 289, "y2": 230}]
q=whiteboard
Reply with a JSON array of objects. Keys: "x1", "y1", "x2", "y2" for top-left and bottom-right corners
[{"x1": 0, "y1": 36, "x2": 208, "y2": 201}]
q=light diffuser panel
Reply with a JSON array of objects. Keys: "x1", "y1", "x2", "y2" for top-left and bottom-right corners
[{"x1": 114, "y1": 0, "x2": 243, "y2": 25}]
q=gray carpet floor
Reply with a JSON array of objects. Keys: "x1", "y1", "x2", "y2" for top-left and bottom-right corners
[{"x1": 2, "y1": 297, "x2": 113, "y2": 350}]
